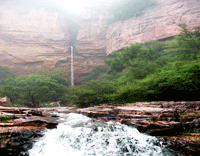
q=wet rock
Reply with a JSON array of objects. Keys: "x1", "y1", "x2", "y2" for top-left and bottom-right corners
[
  {"x1": 0, "y1": 106, "x2": 77, "y2": 155},
  {"x1": 157, "y1": 134, "x2": 200, "y2": 156},
  {"x1": 77, "y1": 102, "x2": 200, "y2": 155},
  {"x1": 0, "y1": 130, "x2": 44, "y2": 156},
  {"x1": 0, "y1": 106, "x2": 76, "y2": 134},
  {"x1": 77, "y1": 101, "x2": 200, "y2": 135},
  {"x1": 13, "y1": 116, "x2": 58, "y2": 129}
]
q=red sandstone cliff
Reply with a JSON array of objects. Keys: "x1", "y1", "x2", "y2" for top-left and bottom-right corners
[
  {"x1": 106, "y1": 0, "x2": 200, "y2": 54},
  {"x1": 0, "y1": 3, "x2": 71, "y2": 75},
  {"x1": 0, "y1": 0, "x2": 200, "y2": 83}
]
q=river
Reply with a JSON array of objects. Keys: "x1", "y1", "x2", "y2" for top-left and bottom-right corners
[{"x1": 28, "y1": 113, "x2": 175, "y2": 156}]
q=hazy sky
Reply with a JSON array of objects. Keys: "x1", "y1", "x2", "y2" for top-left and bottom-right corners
[{"x1": 56, "y1": 0, "x2": 91, "y2": 14}]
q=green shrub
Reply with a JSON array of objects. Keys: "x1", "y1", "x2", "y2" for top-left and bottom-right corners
[
  {"x1": 0, "y1": 66, "x2": 16, "y2": 86},
  {"x1": 1, "y1": 72, "x2": 70, "y2": 107},
  {"x1": 83, "y1": 65, "x2": 108, "y2": 82},
  {"x1": 74, "y1": 79, "x2": 116, "y2": 106}
]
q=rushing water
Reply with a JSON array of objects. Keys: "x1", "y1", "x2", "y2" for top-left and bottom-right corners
[{"x1": 28, "y1": 113, "x2": 174, "y2": 156}]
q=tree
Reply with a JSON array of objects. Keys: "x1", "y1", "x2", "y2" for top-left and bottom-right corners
[
  {"x1": 105, "y1": 43, "x2": 143, "y2": 73},
  {"x1": 83, "y1": 65, "x2": 108, "y2": 82},
  {"x1": 37, "y1": 69, "x2": 69, "y2": 86},
  {"x1": 105, "y1": 41, "x2": 166, "y2": 80},
  {"x1": 0, "y1": 66, "x2": 16, "y2": 86},
  {"x1": 11, "y1": 74, "x2": 67, "y2": 107},
  {"x1": 169, "y1": 24, "x2": 200, "y2": 60},
  {"x1": 0, "y1": 85, "x2": 17, "y2": 102},
  {"x1": 75, "y1": 79, "x2": 116, "y2": 106}
]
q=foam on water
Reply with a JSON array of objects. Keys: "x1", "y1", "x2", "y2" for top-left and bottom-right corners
[{"x1": 28, "y1": 113, "x2": 172, "y2": 156}]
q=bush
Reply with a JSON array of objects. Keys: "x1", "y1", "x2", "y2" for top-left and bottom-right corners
[
  {"x1": 1, "y1": 72, "x2": 70, "y2": 107},
  {"x1": 0, "y1": 66, "x2": 16, "y2": 86},
  {"x1": 112, "y1": 61, "x2": 200, "y2": 102},
  {"x1": 83, "y1": 65, "x2": 108, "y2": 82},
  {"x1": 74, "y1": 79, "x2": 116, "y2": 106},
  {"x1": 13, "y1": 74, "x2": 67, "y2": 107}
]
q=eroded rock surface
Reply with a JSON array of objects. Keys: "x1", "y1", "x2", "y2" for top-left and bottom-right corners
[
  {"x1": 0, "y1": 129, "x2": 43, "y2": 156},
  {"x1": 77, "y1": 101, "x2": 200, "y2": 155},
  {"x1": 0, "y1": 106, "x2": 76, "y2": 133},
  {"x1": 1, "y1": 0, "x2": 200, "y2": 83},
  {"x1": 0, "y1": 2, "x2": 71, "y2": 75},
  {"x1": 106, "y1": 0, "x2": 200, "y2": 54},
  {"x1": 0, "y1": 106, "x2": 77, "y2": 155},
  {"x1": 77, "y1": 101, "x2": 200, "y2": 135}
]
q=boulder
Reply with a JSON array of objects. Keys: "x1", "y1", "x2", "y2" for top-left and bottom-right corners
[{"x1": 0, "y1": 97, "x2": 12, "y2": 107}]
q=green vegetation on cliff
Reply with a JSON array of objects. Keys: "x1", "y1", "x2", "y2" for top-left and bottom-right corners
[
  {"x1": 1, "y1": 24, "x2": 200, "y2": 108},
  {"x1": 74, "y1": 24, "x2": 200, "y2": 106},
  {"x1": 0, "y1": 66, "x2": 16, "y2": 86}
]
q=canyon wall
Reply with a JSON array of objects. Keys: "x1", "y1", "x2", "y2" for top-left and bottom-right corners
[
  {"x1": 0, "y1": 0, "x2": 200, "y2": 84},
  {"x1": 73, "y1": 2, "x2": 109, "y2": 81},
  {"x1": 0, "y1": 3, "x2": 71, "y2": 76},
  {"x1": 106, "y1": 0, "x2": 200, "y2": 54}
]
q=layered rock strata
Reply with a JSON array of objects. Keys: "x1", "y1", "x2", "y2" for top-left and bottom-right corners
[
  {"x1": 0, "y1": 4, "x2": 71, "y2": 75},
  {"x1": 77, "y1": 101, "x2": 200, "y2": 135},
  {"x1": 106, "y1": 0, "x2": 200, "y2": 54},
  {"x1": 0, "y1": 106, "x2": 77, "y2": 155},
  {"x1": 0, "y1": 106, "x2": 76, "y2": 133},
  {"x1": 74, "y1": 2, "x2": 110, "y2": 83},
  {"x1": 0, "y1": 0, "x2": 200, "y2": 83},
  {"x1": 0, "y1": 2, "x2": 109, "y2": 84},
  {"x1": 77, "y1": 101, "x2": 200, "y2": 155}
]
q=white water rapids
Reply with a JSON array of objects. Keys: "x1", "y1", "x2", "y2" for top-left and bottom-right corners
[{"x1": 28, "y1": 113, "x2": 174, "y2": 156}]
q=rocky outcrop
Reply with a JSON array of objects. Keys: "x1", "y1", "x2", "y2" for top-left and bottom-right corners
[
  {"x1": 77, "y1": 101, "x2": 200, "y2": 155},
  {"x1": 0, "y1": 2, "x2": 109, "y2": 84},
  {"x1": 106, "y1": 0, "x2": 200, "y2": 54},
  {"x1": 73, "y1": 2, "x2": 111, "y2": 83},
  {"x1": 0, "y1": 3, "x2": 71, "y2": 76},
  {"x1": 0, "y1": 106, "x2": 77, "y2": 156},
  {"x1": 0, "y1": 106, "x2": 76, "y2": 133},
  {"x1": 158, "y1": 133, "x2": 200, "y2": 156},
  {"x1": 0, "y1": 129, "x2": 43, "y2": 156},
  {"x1": 77, "y1": 101, "x2": 200, "y2": 135}
]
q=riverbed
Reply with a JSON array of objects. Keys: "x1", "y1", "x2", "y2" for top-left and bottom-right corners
[{"x1": 28, "y1": 113, "x2": 175, "y2": 156}]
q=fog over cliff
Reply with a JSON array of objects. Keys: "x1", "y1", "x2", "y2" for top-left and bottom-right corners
[{"x1": 0, "y1": 0, "x2": 200, "y2": 84}]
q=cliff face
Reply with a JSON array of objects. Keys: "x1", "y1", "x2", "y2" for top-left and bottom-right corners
[
  {"x1": 0, "y1": 4, "x2": 71, "y2": 76},
  {"x1": 0, "y1": 2, "x2": 109, "y2": 84},
  {"x1": 106, "y1": 0, "x2": 200, "y2": 54},
  {"x1": 74, "y1": 3, "x2": 110, "y2": 81},
  {"x1": 0, "y1": 0, "x2": 200, "y2": 84}
]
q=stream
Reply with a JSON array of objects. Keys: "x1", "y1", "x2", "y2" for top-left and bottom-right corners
[{"x1": 28, "y1": 113, "x2": 175, "y2": 156}]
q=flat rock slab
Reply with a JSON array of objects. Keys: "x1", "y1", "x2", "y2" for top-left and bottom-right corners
[
  {"x1": 0, "y1": 106, "x2": 77, "y2": 133},
  {"x1": 116, "y1": 106, "x2": 165, "y2": 113},
  {"x1": 77, "y1": 101, "x2": 200, "y2": 135}
]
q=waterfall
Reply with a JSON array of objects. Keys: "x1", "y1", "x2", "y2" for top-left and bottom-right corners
[{"x1": 28, "y1": 113, "x2": 174, "y2": 156}]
